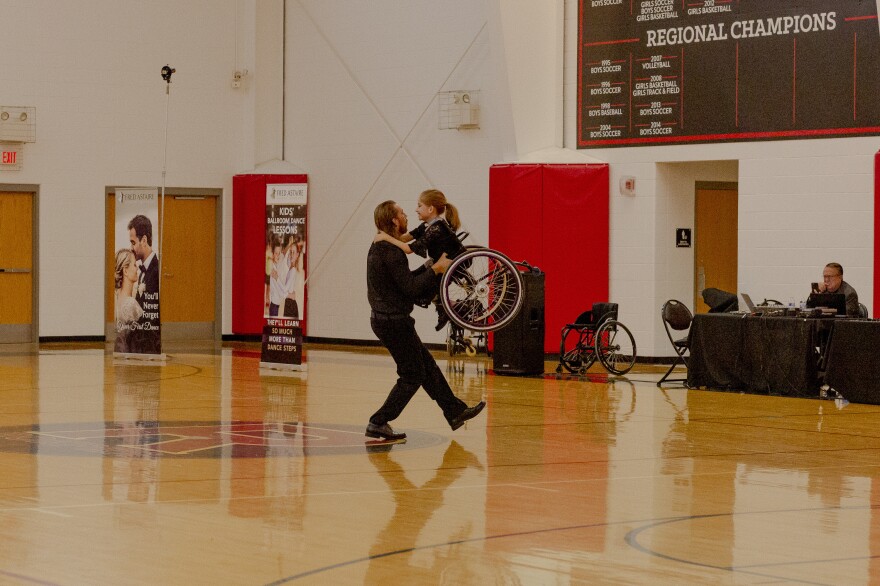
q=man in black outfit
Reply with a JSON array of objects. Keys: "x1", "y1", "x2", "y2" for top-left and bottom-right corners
[{"x1": 366, "y1": 201, "x2": 485, "y2": 441}]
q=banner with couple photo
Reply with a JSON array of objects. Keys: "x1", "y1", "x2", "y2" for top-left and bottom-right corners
[
  {"x1": 260, "y1": 183, "x2": 307, "y2": 370},
  {"x1": 113, "y1": 189, "x2": 162, "y2": 357}
]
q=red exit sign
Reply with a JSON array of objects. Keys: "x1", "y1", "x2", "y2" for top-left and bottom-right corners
[{"x1": 0, "y1": 144, "x2": 21, "y2": 169}]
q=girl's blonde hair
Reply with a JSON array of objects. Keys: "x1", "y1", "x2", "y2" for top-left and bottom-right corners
[{"x1": 419, "y1": 189, "x2": 460, "y2": 231}]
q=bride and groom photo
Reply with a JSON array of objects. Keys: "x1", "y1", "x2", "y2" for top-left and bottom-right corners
[{"x1": 113, "y1": 213, "x2": 161, "y2": 355}]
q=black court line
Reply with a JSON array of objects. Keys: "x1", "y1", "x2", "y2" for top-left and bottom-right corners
[
  {"x1": 265, "y1": 503, "x2": 880, "y2": 585},
  {"x1": 0, "y1": 569, "x2": 60, "y2": 585},
  {"x1": 624, "y1": 506, "x2": 880, "y2": 586}
]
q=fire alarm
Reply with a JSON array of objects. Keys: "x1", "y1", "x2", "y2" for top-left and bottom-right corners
[{"x1": 619, "y1": 175, "x2": 636, "y2": 196}]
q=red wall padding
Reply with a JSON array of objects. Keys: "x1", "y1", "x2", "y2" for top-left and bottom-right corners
[
  {"x1": 490, "y1": 163, "x2": 610, "y2": 353},
  {"x1": 488, "y1": 165, "x2": 545, "y2": 265},
  {"x1": 232, "y1": 173, "x2": 308, "y2": 335}
]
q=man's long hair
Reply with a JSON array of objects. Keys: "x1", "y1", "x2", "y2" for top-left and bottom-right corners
[{"x1": 374, "y1": 200, "x2": 398, "y2": 236}]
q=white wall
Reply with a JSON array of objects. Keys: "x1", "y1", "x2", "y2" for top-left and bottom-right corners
[
  {"x1": 1, "y1": 0, "x2": 253, "y2": 337},
  {"x1": 490, "y1": 0, "x2": 564, "y2": 158}
]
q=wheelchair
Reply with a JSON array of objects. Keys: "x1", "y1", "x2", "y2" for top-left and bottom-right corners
[
  {"x1": 439, "y1": 246, "x2": 530, "y2": 333},
  {"x1": 555, "y1": 302, "x2": 637, "y2": 376}
]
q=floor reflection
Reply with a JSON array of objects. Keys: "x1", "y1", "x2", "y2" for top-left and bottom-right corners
[{"x1": 365, "y1": 440, "x2": 484, "y2": 583}]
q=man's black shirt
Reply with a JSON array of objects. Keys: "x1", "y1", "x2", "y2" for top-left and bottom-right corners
[{"x1": 367, "y1": 241, "x2": 438, "y2": 315}]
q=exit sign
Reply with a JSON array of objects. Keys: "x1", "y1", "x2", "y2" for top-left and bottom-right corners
[{"x1": 0, "y1": 143, "x2": 22, "y2": 170}]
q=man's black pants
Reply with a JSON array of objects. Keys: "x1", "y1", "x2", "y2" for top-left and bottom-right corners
[{"x1": 370, "y1": 315, "x2": 466, "y2": 427}]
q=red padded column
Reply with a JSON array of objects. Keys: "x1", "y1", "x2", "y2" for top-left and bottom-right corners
[
  {"x1": 542, "y1": 164, "x2": 610, "y2": 353},
  {"x1": 489, "y1": 164, "x2": 545, "y2": 265},
  {"x1": 489, "y1": 163, "x2": 610, "y2": 353}
]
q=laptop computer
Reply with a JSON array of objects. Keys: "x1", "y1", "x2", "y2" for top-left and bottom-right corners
[
  {"x1": 740, "y1": 293, "x2": 785, "y2": 315},
  {"x1": 739, "y1": 293, "x2": 759, "y2": 313},
  {"x1": 806, "y1": 292, "x2": 846, "y2": 316}
]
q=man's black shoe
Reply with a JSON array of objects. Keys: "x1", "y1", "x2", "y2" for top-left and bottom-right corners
[
  {"x1": 450, "y1": 401, "x2": 486, "y2": 431},
  {"x1": 365, "y1": 422, "x2": 407, "y2": 440}
]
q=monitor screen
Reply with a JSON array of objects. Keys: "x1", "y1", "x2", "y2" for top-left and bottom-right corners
[{"x1": 806, "y1": 292, "x2": 847, "y2": 315}]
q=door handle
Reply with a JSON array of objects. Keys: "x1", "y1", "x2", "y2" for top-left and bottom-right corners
[{"x1": 0, "y1": 268, "x2": 31, "y2": 273}]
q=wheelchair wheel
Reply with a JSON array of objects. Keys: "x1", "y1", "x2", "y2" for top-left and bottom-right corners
[
  {"x1": 558, "y1": 325, "x2": 596, "y2": 374},
  {"x1": 594, "y1": 319, "x2": 637, "y2": 375},
  {"x1": 440, "y1": 248, "x2": 524, "y2": 333}
]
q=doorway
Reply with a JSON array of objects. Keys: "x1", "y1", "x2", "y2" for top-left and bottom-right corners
[
  {"x1": 0, "y1": 187, "x2": 37, "y2": 343},
  {"x1": 694, "y1": 182, "x2": 738, "y2": 313},
  {"x1": 106, "y1": 188, "x2": 221, "y2": 342}
]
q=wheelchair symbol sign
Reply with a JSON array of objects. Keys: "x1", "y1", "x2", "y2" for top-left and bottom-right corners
[{"x1": 676, "y1": 228, "x2": 691, "y2": 248}]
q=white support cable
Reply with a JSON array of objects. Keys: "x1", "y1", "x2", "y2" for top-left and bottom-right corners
[
  {"x1": 295, "y1": 2, "x2": 487, "y2": 285},
  {"x1": 159, "y1": 81, "x2": 170, "y2": 292}
]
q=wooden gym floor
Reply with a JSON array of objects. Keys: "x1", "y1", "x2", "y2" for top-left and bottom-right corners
[{"x1": 1, "y1": 340, "x2": 879, "y2": 585}]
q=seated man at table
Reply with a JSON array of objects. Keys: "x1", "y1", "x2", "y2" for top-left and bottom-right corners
[{"x1": 812, "y1": 262, "x2": 859, "y2": 317}]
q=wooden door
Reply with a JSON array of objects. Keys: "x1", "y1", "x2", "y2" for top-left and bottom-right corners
[
  {"x1": 0, "y1": 192, "x2": 34, "y2": 343},
  {"x1": 161, "y1": 195, "x2": 217, "y2": 332},
  {"x1": 694, "y1": 187, "x2": 737, "y2": 314}
]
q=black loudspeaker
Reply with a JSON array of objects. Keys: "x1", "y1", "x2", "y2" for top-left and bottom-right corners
[{"x1": 493, "y1": 270, "x2": 545, "y2": 375}]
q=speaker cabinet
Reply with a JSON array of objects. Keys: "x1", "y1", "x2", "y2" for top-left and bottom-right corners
[{"x1": 493, "y1": 271, "x2": 545, "y2": 375}]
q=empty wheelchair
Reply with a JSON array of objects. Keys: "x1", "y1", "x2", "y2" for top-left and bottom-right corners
[
  {"x1": 439, "y1": 247, "x2": 530, "y2": 333},
  {"x1": 555, "y1": 302, "x2": 637, "y2": 375}
]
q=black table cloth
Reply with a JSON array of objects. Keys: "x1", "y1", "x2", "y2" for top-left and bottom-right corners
[
  {"x1": 824, "y1": 319, "x2": 880, "y2": 405},
  {"x1": 686, "y1": 313, "x2": 822, "y2": 397}
]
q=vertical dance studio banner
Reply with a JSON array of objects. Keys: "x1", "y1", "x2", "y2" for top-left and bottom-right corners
[
  {"x1": 113, "y1": 189, "x2": 162, "y2": 357},
  {"x1": 260, "y1": 183, "x2": 308, "y2": 370}
]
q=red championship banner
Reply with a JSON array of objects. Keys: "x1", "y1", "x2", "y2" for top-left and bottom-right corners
[
  {"x1": 113, "y1": 189, "x2": 162, "y2": 357},
  {"x1": 259, "y1": 183, "x2": 307, "y2": 370}
]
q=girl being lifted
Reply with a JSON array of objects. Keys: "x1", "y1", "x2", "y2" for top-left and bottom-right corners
[{"x1": 374, "y1": 189, "x2": 466, "y2": 331}]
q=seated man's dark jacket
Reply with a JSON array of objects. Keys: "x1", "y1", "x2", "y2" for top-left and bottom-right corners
[
  {"x1": 367, "y1": 241, "x2": 438, "y2": 315},
  {"x1": 836, "y1": 280, "x2": 859, "y2": 317}
]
